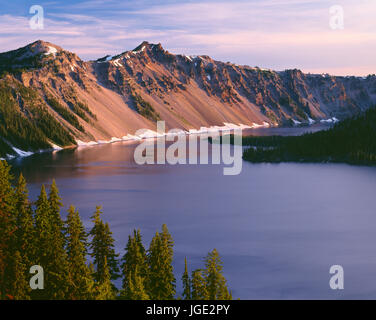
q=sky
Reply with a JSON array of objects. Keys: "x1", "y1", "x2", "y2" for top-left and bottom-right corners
[{"x1": 0, "y1": 0, "x2": 375, "y2": 76}]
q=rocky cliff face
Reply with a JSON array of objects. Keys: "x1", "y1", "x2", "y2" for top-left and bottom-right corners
[{"x1": 0, "y1": 40, "x2": 375, "y2": 156}]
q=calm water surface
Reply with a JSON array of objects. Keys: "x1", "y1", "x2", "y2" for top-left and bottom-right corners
[{"x1": 9, "y1": 125, "x2": 376, "y2": 299}]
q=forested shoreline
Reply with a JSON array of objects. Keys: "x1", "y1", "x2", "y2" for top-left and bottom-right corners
[
  {"x1": 242, "y1": 106, "x2": 376, "y2": 165},
  {"x1": 0, "y1": 161, "x2": 232, "y2": 300}
]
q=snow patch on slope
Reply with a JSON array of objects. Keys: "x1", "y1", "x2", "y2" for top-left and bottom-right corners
[
  {"x1": 320, "y1": 117, "x2": 339, "y2": 124},
  {"x1": 308, "y1": 117, "x2": 315, "y2": 124},
  {"x1": 12, "y1": 147, "x2": 33, "y2": 157},
  {"x1": 132, "y1": 46, "x2": 146, "y2": 54},
  {"x1": 292, "y1": 119, "x2": 302, "y2": 125},
  {"x1": 44, "y1": 46, "x2": 58, "y2": 57},
  {"x1": 112, "y1": 59, "x2": 122, "y2": 67},
  {"x1": 75, "y1": 122, "x2": 273, "y2": 149}
]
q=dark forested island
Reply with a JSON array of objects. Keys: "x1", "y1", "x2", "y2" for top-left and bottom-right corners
[{"x1": 242, "y1": 106, "x2": 376, "y2": 165}]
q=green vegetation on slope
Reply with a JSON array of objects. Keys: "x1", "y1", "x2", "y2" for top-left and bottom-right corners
[
  {"x1": 72, "y1": 101, "x2": 97, "y2": 121},
  {"x1": 45, "y1": 96, "x2": 85, "y2": 132},
  {"x1": 0, "y1": 161, "x2": 232, "y2": 300},
  {"x1": 0, "y1": 47, "x2": 44, "y2": 77},
  {"x1": 243, "y1": 106, "x2": 376, "y2": 165},
  {"x1": 0, "y1": 79, "x2": 76, "y2": 157},
  {"x1": 131, "y1": 92, "x2": 161, "y2": 122}
]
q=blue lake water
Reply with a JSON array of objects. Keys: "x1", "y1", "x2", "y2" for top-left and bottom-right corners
[{"x1": 9, "y1": 125, "x2": 376, "y2": 299}]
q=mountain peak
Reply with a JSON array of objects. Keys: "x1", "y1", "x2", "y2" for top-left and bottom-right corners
[
  {"x1": 133, "y1": 41, "x2": 150, "y2": 51},
  {"x1": 131, "y1": 41, "x2": 165, "y2": 54},
  {"x1": 132, "y1": 41, "x2": 163, "y2": 51},
  {"x1": 27, "y1": 40, "x2": 63, "y2": 56},
  {"x1": 95, "y1": 41, "x2": 166, "y2": 63},
  {"x1": 0, "y1": 40, "x2": 65, "y2": 63},
  {"x1": 0, "y1": 40, "x2": 80, "y2": 76}
]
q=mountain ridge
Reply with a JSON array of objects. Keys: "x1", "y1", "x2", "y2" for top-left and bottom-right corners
[{"x1": 0, "y1": 40, "x2": 375, "y2": 157}]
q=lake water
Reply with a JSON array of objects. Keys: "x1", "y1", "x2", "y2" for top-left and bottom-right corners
[{"x1": 9, "y1": 125, "x2": 376, "y2": 299}]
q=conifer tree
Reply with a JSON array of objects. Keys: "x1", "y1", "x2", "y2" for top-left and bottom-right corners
[
  {"x1": 48, "y1": 180, "x2": 64, "y2": 229},
  {"x1": 121, "y1": 229, "x2": 147, "y2": 298},
  {"x1": 93, "y1": 257, "x2": 115, "y2": 300},
  {"x1": 65, "y1": 205, "x2": 94, "y2": 299},
  {"x1": 34, "y1": 184, "x2": 69, "y2": 299},
  {"x1": 203, "y1": 249, "x2": 231, "y2": 300},
  {"x1": 7, "y1": 174, "x2": 33, "y2": 300},
  {"x1": 182, "y1": 257, "x2": 191, "y2": 300},
  {"x1": 8, "y1": 251, "x2": 30, "y2": 300},
  {"x1": 161, "y1": 224, "x2": 174, "y2": 257},
  {"x1": 160, "y1": 224, "x2": 176, "y2": 298},
  {"x1": 0, "y1": 161, "x2": 16, "y2": 299},
  {"x1": 47, "y1": 181, "x2": 70, "y2": 299},
  {"x1": 147, "y1": 232, "x2": 162, "y2": 299},
  {"x1": 33, "y1": 185, "x2": 50, "y2": 299},
  {"x1": 15, "y1": 174, "x2": 34, "y2": 275},
  {"x1": 124, "y1": 265, "x2": 149, "y2": 300},
  {"x1": 147, "y1": 228, "x2": 176, "y2": 299},
  {"x1": 191, "y1": 269, "x2": 207, "y2": 300},
  {"x1": 89, "y1": 206, "x2": 119, "y2": 292}
]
